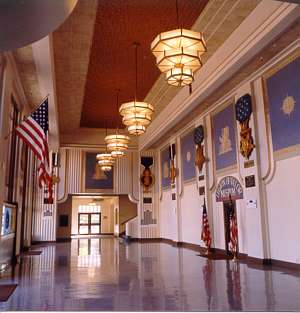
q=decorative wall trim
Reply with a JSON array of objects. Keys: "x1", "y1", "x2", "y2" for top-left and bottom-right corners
[{"x1": 140, "y1": 2, "x2": 300, "y2": 150}]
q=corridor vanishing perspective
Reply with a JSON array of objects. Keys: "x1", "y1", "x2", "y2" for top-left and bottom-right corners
[
  {"x1": 1, "y1": 238, "x2": 300, "y2": 311},
  {"x1": 0, "y1": 1, "x2": 300, "y2": 312}
]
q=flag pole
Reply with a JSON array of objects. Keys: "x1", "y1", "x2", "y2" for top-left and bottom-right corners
[{"x1": 4, "y1": 94, "x2": 50, "y2": 140}]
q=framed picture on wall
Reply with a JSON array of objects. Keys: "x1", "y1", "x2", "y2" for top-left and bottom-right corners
[
  {"x1": 82, "y1": 151, "x2": 114, "y2": 193},
  {"x1": 180, "y1": 130, "x2": 196, "y2": 183},
  {"x1": 212, "y1": 102, "x2": 237, "y2": 172},
  {"x1": 263, "y1": 52, "x2": 300, "y2": 160},
  {"x1": 160, "y1": 147, "x2": 171, "y2": 189},
  {"x1": 1, "y1": 202, "x2": 17, "y2": 236}
]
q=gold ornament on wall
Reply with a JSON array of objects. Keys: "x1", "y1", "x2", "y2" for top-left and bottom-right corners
[
  {"x1": 235, "y1": 94, "x2": 255, "y2": 160},
  {"x1": 140, "y1": 168, "x2": 155, "y2": 192},
  {"x1": 140, "y1": 157, "x2": 155, "y2": 192},
  {"x1": 193, "y1": 125, "x2": 206, "y2": 172},
  {"x1": 239, "y1": 119, "x2": 255, "y2": 159},
  {"x1": 170, "y1": 159, "x2": 177, "y2": 185},
  {"x1": 51, "y1": 174, "x2": 60, "y2": 184}
]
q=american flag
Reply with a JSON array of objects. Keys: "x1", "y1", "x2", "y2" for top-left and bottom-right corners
[
  {"x1": 15, "y1": 98, "x2": 51, "y2": 189},
  {"x1": 230, "y1": 209, "x2": 238, "y2": 254},
  {"x1": 201, "y1": 198, "x2": 211, "y2": 249}
]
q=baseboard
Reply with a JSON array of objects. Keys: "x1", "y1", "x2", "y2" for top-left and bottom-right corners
[
  {"x1": 270, "y1": 258, "x2": 300, "y2": 270},
  {"x1": 127, "y1": 237, "x2": 300, "y2": 270},
  {"x1": 129, "y1": 237, "x2": 162, "y2": 243},
  {"x1": 31, "y1": 240, "x2": 56, "y2": 245},
  {"x1": 56, "y1": 238, "x2": 72, "y2": 242}
]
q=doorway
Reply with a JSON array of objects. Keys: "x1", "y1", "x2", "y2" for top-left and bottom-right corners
[
  {"x1": 223, "y1": 200, "x2": 238, "y2": 254},
  {"x1": 78, "y1": 213, "x2": 101, "y2": 235}
]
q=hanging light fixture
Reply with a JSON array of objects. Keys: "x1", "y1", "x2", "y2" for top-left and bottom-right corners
[
  {"x1": 151, "y1": 0, "x2": 206, "y2": 86},
  {"x1": 96, "y1": 122, "x2": 115, "y2": 171},
  {"x1": 119, "y1": 42, "x2": 154, "y2": 136},
  {"x1": 96, "y1": 153, "x2": 115, "y2": 172},
  {"x1": 105, "y1": 91, "x2": 130, "y2": 157}
]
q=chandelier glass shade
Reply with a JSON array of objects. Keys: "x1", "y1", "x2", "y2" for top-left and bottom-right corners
[
  {"x1": 165, "y1": 66, "x2": 194, "y2": 87},
  {"x1": 105, "y1": 133, "x2": 130, "y2": 158},
  {"x1": 119, "y1": 100, "x2": 154, "y2": 136},
  {"x1": 96, "y1": 153, "x2": 115, "y2": 171},
  {"x1": 151, "y1": 28, "x2": 206, "y2": 86},
  {"x1": 119, "y1": 42, "x2": 154, "y2": 135},
  {"x1": 127, "y1": 124, "x2": 146, "y2": 136}
]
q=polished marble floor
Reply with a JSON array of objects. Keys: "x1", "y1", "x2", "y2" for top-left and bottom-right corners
[{"x1": 0, "y1": 237, "x2": 300, "y2": 311}]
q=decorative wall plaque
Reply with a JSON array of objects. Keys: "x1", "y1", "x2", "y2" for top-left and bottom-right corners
[
  {"x1": 198, "y1": 175, "x2": 205, "y2": 181},
  {"x1": 245, "y1": 175, "x2": 255, "y2": 188},
  {"x1": 143, "y1": 197, "x2": 152, "y2": 204},
  {"x1": 215, "y1": 176, "x2": 243, "y2": 202},
  {"x1": 235, "y1": 94, "x2": 255, "y2": 159},
  {"x1": 199, "y1": 186, "x2": 205, "y2": 196},
  {"x1": 194, "y1": 125, "x2": 206, "y2": 172},
  {"x1": 169, "y1": 144, "x2": 177, "y2": 185},
  {"x1": 140, "y1": 157, "x2": 155, "y2": 192},
  {"x1": 244, "y1": 160, "x2": 255, "y2": 168}
]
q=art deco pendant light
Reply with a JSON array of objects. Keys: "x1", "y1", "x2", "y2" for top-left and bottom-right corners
[
  {"x1": 96, "y1": 123, "x2": 115, "y2": 171},
  {"x1": 119, "y1": 43, "x2": 154, "y2": 136},
  {"x1": 97, "y1": 153, "x2": 115, "y2": 171},
  {"x1": 151, "y1": 0, "x2": 207, "y2": 86},
  {"x1": 105, "y1": 91, "x2": 130, "y2": 158}
]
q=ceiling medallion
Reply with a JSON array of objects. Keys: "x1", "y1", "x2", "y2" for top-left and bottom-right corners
[
  {"x1": 96, "y1": 153, "x2": 115, "y2": 172},
  {"x1": 119, "y1": 42, "x2": 154, "y2": 136},
  {"x1": 151, "y1": 0, "x2": 206, "y2": 87}
]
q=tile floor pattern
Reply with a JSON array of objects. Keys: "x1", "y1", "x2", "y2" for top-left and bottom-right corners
[{"x1": 0, "y1": 237, "x2": 300, "y2": 311}]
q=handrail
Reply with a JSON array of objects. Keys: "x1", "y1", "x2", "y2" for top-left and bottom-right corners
[{"x1": 121, "y1": 215, "x2": 138, "y2": 225}]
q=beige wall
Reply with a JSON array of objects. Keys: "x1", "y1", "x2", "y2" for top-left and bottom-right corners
[
  {"x1": 100, "y1": 199, "x2": 114, "y2": 234},
  {"x1": 57, "y1": 195, "x2": 72, "y2": 239},
  {"x1": 0, "y1": 54, "x2": 35, "y2": 265},
  {"x1": 119, "y1": 195, "x2": 137, "y2": 234}
]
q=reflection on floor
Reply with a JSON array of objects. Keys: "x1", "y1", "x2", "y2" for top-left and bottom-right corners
[{"x1": 0, "y1": 237, "x2": 300, "y2": 311}]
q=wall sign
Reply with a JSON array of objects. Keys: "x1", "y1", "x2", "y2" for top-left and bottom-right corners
[
  {"x1": 199, "y1": 186, "x2": 205, "y2": 196},
  {"x1": 215, "y1": 176, "x2": 243, "y2": 202},
  {"x1": 245, "y1": 175, "x2": 255, "y2": 188}
]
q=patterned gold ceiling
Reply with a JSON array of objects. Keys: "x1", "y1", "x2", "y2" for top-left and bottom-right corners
[{"x1": 13, "y1": 0, "x2": 262, "y2": 139}]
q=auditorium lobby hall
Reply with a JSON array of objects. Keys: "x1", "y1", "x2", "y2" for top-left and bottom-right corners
[{"x1": 0, "y1": 0, "x2": 300, "y2": 312}]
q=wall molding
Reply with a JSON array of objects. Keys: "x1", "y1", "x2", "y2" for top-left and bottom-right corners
[{"x1": 139, "y1": 3, "x2": 300, "y2": 151}]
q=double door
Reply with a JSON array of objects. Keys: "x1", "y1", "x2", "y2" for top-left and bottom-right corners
[{"x1": 78, "y1": 213, "x2": 101, "y2": 235}]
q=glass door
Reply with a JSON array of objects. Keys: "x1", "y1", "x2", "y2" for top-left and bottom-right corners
[
  {"x1": 90, "y1": 213, "x2": 101, "y2": 234},
  {"x1": 78, "y1": 213, "x2": 101, "y2": 235},
  {"x1": 79, "y1": 213, "x2": 89, "y2": 235}
]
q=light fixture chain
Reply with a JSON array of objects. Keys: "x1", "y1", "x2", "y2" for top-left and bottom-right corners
[{"x1": 176, "y1": 0, "x2": 179, "y2": 29}]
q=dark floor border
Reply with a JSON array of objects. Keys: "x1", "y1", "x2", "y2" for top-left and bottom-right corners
[
  {"x1": 56, "y1": 238, "x2": 72, "y2": 242},
  {"x1": 127, "y1": 237, "x2": 300, "y2": 270}
]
